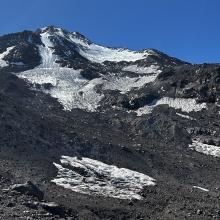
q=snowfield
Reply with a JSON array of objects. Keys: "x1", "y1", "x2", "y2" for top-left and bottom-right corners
[
  {"x1": 52, "y1": 156, "x2": 156, "y2": 200},
  {"x1": 103, "y1": 73, "x2": 159, "y2": 94},
  {"x1": 14, "y1": 30, "x2": 160, "y2": 111},
  {"x1": 189, "y1": 140, "x2": 220, "y2": 157},
  {"x1": 136, "y1": 97, "x2": 207, "y2": 116},
  {"x1": 17, "y1": 68, "x2": 104, "y2": 111},
  {"x1": 53, "y1": 27, "x2": 154, "y2": 63},
  {"x1": 12, "y1": 28, "x2": 207, "y2": 114},
  {"x1": 68, "y1": 34, "x2": 152, "y2": 63},
  {"x1": 15, "y1": 31, "x2": 104, "y2": 111}
]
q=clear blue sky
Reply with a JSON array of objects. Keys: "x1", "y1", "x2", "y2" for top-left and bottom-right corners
[{"x1": 0, "y1": 0, "x2": 219, "y2": 64}]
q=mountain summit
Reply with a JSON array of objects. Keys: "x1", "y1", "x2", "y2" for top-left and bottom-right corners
[
  {"x1": 0, "y1": 26, "x2": 186, "y2": 111},
  {"x1": 0, "y1": 27, "x2": 220, "y2": 219},
  {"x1": 1, "y1": 25, "x2": 185, "y2": 66}
]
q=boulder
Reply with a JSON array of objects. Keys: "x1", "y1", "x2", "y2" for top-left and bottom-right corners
[
  {"x1": 10, "y1": 181, "x2": 44, "y2": 200},
  {"x1": 40, "y1": 202, "x2": 65, "y2": 216}
]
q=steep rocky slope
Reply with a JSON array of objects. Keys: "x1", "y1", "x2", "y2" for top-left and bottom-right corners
[{"x1": 0, "y1": 26, "x2": 219, "y2": 219}]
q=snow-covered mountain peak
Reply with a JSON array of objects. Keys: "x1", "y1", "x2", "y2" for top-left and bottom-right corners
[
  {"x1": 38, "y1": 26, "x2": 91, "y2": 45},
  {"x1": 0, "y1": 26, "x2": 186, "y2": 69},
  {"x1": 36, "y1": 26, "x2": 159, "y2": 63},
  {"x1": 1, "y1": 27, "x2": 220, "y2": 220}
]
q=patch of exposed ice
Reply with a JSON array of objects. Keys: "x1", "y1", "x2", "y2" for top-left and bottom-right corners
[
  {"x1": 189, "y1": 140, "x2": 220, "y2": 157},
  {"x1": 123, "y1": 65, "x2": 162, "y2": 74},
  {"x1": 52, "y1": 156, "x2": 156, "y2": 200},
  {"x1": 0, "y1": 46, "x2": 15, "y2": 67},
  {"x1": 53, "y1": 28, "x2": 156, "y2": 63},
  {"x1": 193, "y1": 186, "x2": 209, "y2": 192},
  {"x1": 135, "y1": 97, "x2": 207, "y2": 116}
]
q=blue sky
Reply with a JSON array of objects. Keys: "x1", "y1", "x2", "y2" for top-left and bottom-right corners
[{"x1": 0, "y1": 0, "x2": 219, "y2": 63}]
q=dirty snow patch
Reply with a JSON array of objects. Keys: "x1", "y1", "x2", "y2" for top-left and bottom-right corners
[
  {"x1": 17, "y1": 68, "x2": 103, "y2": 111},
  {"x1": 123, "y1": 65, "x2": 162, "y2": 74},
  {"x1": 52, "y1": 156, "x2": 156, "y2": 200},
  {"x1": 135, "y1": 97, "x2": 207, "y2": 116},
  {"x1": 103, "y1": 73, "x2": 159, "y2": 94},
  {"x1": 189, "y1": 140, "x2": 220, "y2": 157}
]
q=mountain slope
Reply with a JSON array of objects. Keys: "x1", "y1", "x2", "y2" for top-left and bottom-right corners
[{"x1": 0, "y1": 26, "x2": 219, "y2": 219}]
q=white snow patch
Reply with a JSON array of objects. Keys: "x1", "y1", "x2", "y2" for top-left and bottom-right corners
[
  {"x1": 0, "y1": 46, "x2": 15, "y2": 67},
  {"x1": 52, "y1": 156, "x2": 156, "y2": 200},
  {"x1": 176, "y1": 113, "x2": 195, "y2": 120},
  {"x1": 135, "y1": 97, "x2": 207, "y2": 116},
  {"x1": 69, "y1": 34, "x2": 151, "y2": 63},
  {"x1": 135, "y1": 105, "x2": 154, "y2": 116},
  {"x1": 189, "y1": 140, "x2": 220, "y2": 157},
  {"x1": 123, "y1": 65, "x2": 162, "y2": 74},
  {"x1": 193, "y1": 186, "x2": 209, "y2": 192},
  {"x1": 155, "y1": 97, "x2": 207, "y2": 113}
]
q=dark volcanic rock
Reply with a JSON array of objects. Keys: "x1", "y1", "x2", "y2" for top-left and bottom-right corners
[
  {"x1": 0, "y1": 26, "x2": 219, "y2": 220},
  {"x1": 10, "y1": 181, "x2": 44, "y2": 200},
  {"x1": 40, "y1": 202, "x2": 66, "y2": 216}
]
